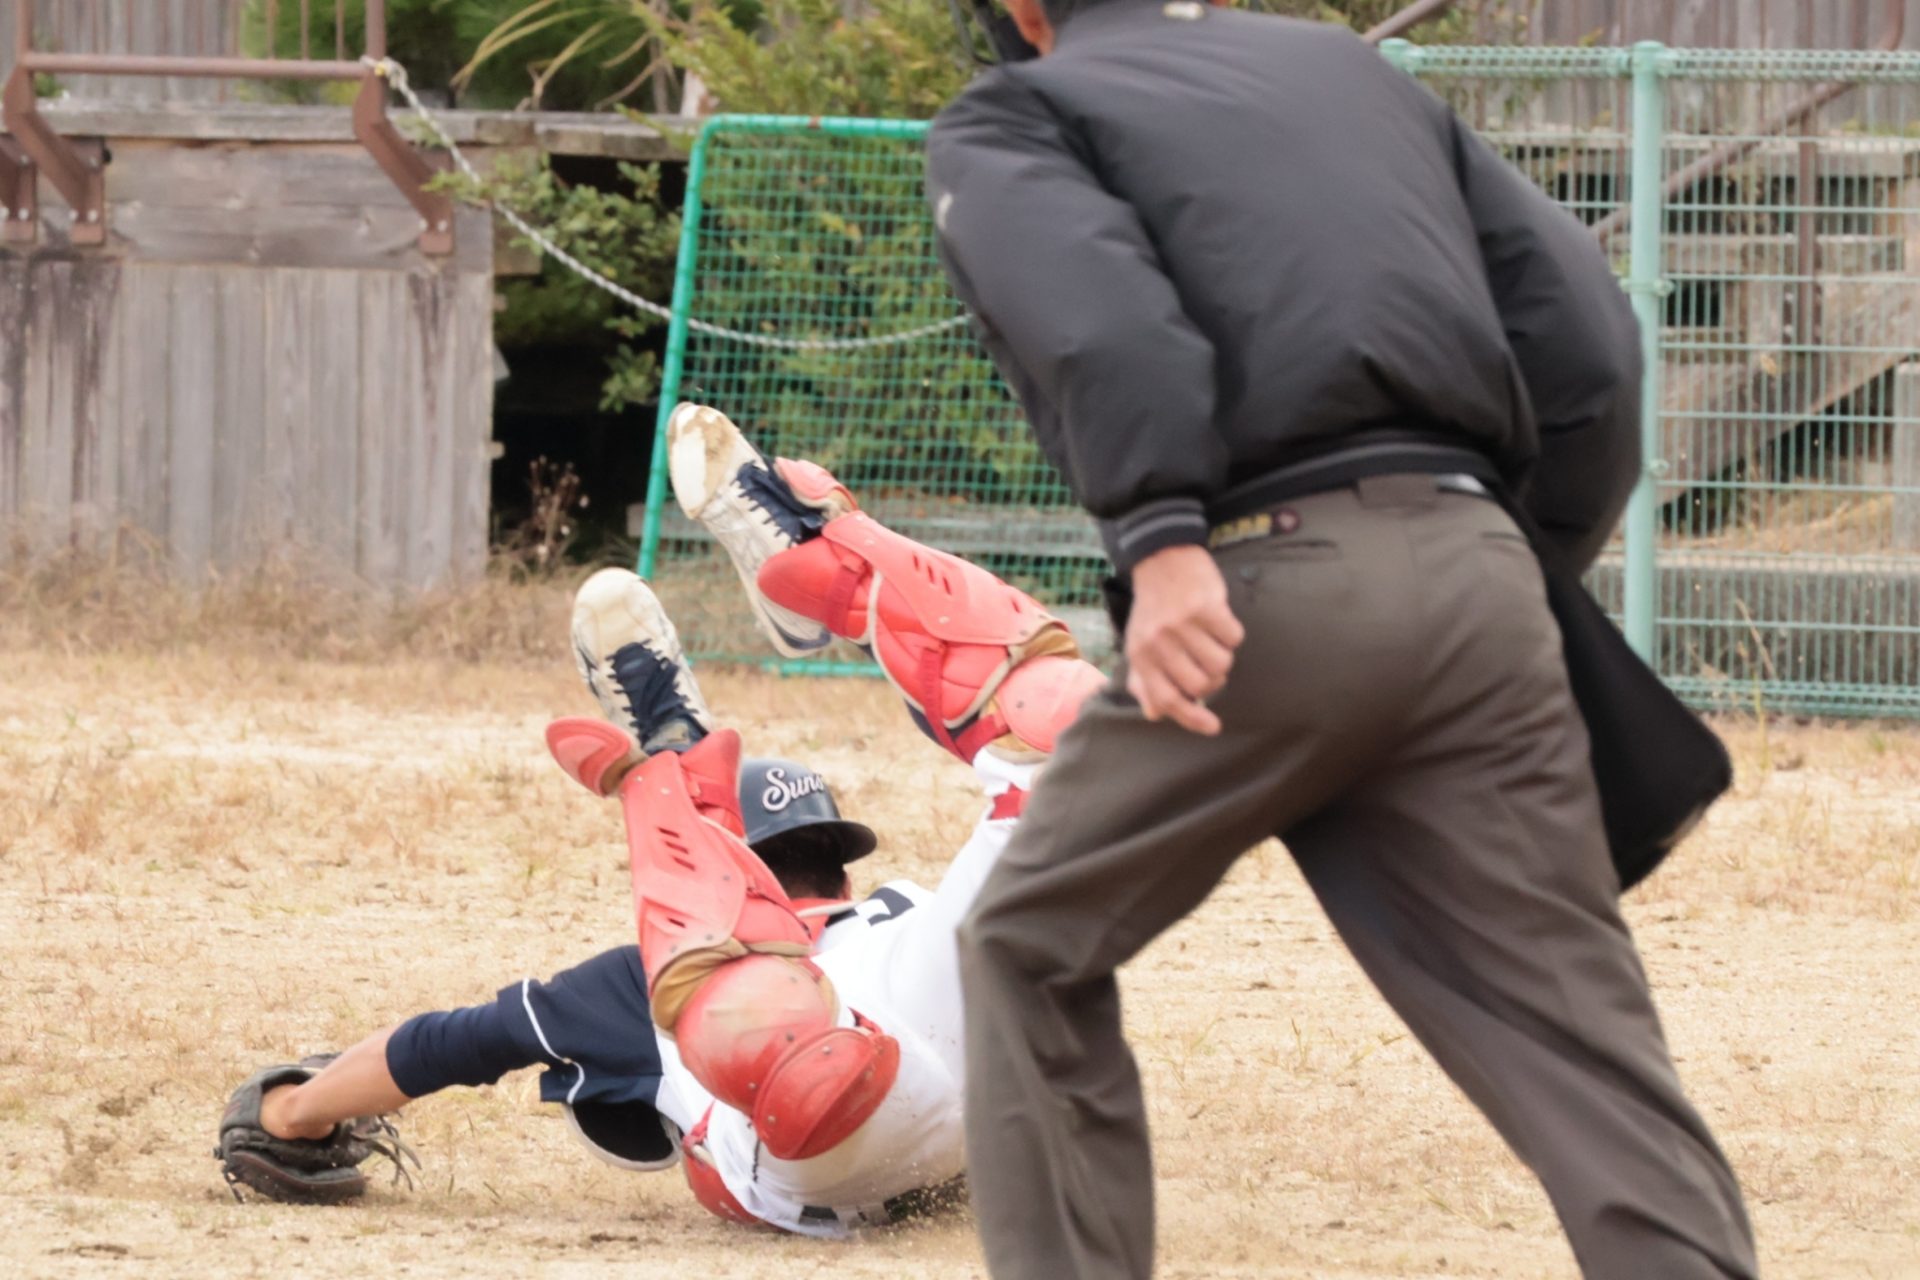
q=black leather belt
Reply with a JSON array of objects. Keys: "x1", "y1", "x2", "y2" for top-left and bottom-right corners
[
  {"x1": 1207, "y1": 469, "x2": 1496, "y2": 549},
  {"x1": 1208, "y1": 436, "x2": 1501, "y2": 527}
]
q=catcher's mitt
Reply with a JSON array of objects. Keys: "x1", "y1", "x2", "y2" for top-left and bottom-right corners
[{"x1": 214, "y1": 1055, "x2": 419, "y2": 1205}]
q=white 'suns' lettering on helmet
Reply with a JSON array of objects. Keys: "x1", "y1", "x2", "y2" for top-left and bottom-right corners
[{"x1": 761, "y1": 766, "x2": 828, "y2": 813}]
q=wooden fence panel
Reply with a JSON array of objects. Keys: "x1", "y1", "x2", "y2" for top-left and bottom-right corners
[
  {"x1": 260, "y1": 267, "x2": 310, "y2": 556},
  {"x1": 307, "y1": 270, "x2": 364, "y2": 570},
  {"x1": 355, "y1": 269, "x2": 405, "y2": 587},
  {"x1": 165, "y1": 268, "x2": 218, "y2": 576},
  {"x1": 211, "y1": 267, "x2": 269, "y2": 566},
  {"x1": 10, "y1": 261, "x2": 118, "y2": 553},
  {"x1": 0, "y1": 256, "x2": 493, "y2": 586},
  {"x1": 451, "y1": 272, "x2": 494, "y2": 583},
  {"x1": 114, "y1": 267, "x2": 175, "y2": 552}
]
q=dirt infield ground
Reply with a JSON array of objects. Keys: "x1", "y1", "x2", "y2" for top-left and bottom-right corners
[{"x1": 4, "y1": 622, "x2": 1919, "y2": 1277}]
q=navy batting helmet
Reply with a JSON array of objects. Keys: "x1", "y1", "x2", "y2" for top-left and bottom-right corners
[{"x1": 738, "y1": 757, "x2": 877, "y2": 866}]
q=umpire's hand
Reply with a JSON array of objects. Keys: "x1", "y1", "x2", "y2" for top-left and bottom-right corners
[{"x1": 1124, "y1": 545, "x2": 1245, "y2": 736}]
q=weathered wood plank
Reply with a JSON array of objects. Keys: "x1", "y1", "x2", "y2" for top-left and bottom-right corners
[
  {"x1": 20, "y1": 263, "x2": 77, "y2": 550},
  {"x1": 16, "y1": 264, "x2": 53, "y2": 547},
  {"x1": 0, "y1": 259, "x2": 25, "y2": 527},
  {"x1": 101, "y1": 201, "x2": 495, "y2": 276},
  {"x1": 211, "y1": 267, "x2": 268, "y2": 565},
  {"x1": 307, "y1": 270, "x2": 362, "y2": 569},
  {"x1": 451, "y1": 272, "x2": 495, "y2": 581},
  {"x1": 3, "y1": 141, "x2": 491, "y2": 273},
  {"x1": 63, "y1": 260, "x2": 122, "y2": 550},
  {"x1": 166, "y1": 268, "x2": 219, "y2": 577},
  {"x1": 85, "y1": 258, "x2": 125, "y2": 555},
  {"x1": 113, "y1": 267, "x2": 174, "y2": 550},
  {"x1": 27, "y1": 100, "x2": 681, "y2": 159},
  {"x1": 356, "y1": 271, "x2": 405, "y2": 586},
  {"x1": 101, "y1": 142, "x2": 432, "y2": 209},
  {"x1": 261, "y1": 268, "x2": 310, "y2": 558},
  {"x1": 406, "y1": 273, "x2": 457, "y2": 589}
]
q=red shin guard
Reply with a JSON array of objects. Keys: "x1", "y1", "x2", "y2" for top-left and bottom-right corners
[
  {"x1": 616, "y1": 729, "x2": 897, "y2": 1161},
  {"x1": 757, "y1": 514, "x2": 1100, "y2": 761},
  {"x1": 615, "y1": 732, "x2": 812, "y2": 1020}
]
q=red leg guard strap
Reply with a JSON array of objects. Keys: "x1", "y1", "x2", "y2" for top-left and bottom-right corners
[
  {"x1": 676, "y1": 730, "x2": 745, "y2": 839},
  {"x1": 822, "y1": 544, "x2": 868, "y2": 640}
]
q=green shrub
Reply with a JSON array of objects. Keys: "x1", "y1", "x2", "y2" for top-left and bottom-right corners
[{"x1": 240, "y1": 0, "x2": 677, "y2": 108}]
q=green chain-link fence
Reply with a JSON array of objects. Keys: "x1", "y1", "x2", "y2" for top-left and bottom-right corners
[{"x1": 641, "y1": 46, "x2": 1920, "y2": 715}]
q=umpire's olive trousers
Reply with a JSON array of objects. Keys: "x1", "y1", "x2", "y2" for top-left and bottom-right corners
[{"x1": 959, "y1": 476, "x2": 1757, "y2": 1280}]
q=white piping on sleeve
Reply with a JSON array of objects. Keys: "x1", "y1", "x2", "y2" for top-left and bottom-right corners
[{"x1": 520, "y1": 978, "x2": 588, "y2": 1105}]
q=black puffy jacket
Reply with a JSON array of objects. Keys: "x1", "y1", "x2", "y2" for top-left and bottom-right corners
[{"x1": 926, "y1": 0, "x2": 1642, "y2": 573}]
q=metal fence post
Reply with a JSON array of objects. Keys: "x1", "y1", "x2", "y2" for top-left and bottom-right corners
[
  {"x1": 637, "y1": 119, "x2": 719, "y2": 580},
  {"x1": 1376, "y1": 37, "x2": 1419, "y2": 75},
  {"x1": 1622, "y1": 40, "x2": 1670, "y2": 661}
]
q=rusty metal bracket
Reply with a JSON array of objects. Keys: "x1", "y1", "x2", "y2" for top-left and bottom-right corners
[
  {"x1": 1, "y1": 67, "x2": 107, "y2": 246},
  {"x1": 354, "y1": 72, "x2": 454, "y2": 256},
  {"x1": 2, "y1": 0, "x2": 448, "y2": 256}
]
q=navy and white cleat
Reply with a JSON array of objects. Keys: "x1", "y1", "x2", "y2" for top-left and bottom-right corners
[
  {"x1": 666, "y1": 402, "x2": 849, "y2": 659},
  {"x1": 570, "y1": 567, "x2": 713, "y2": 755}
]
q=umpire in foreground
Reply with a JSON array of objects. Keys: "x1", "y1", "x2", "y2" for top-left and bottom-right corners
[{"x1": 928, "y1": 2, "x2": 1758, "y2": 1277}]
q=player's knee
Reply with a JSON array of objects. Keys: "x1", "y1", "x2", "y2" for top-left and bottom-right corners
[
  {"x1": 674, "y1": 955, "x2": 836, "y2": 1106},
  {"x1": 673, "y1": 954, "x2": 899, "y2": 1161},
  {"x1": 991, "y1": 654, "x2": 1105, "y2": 758}
]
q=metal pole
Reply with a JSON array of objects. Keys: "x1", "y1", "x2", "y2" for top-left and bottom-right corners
[
  {"x1": 1623, "y1": 41, "x2": 1669, "y2": 661},
  {"x1": 20, "y1": 52, "x2": 365, "y2": 80},
  {"x1": 638, "y1": 119, "x2": 719, "y2": 579},
  {"x1": 1375, "y1": 37, "x2": 1419, "y2": 75},
  {"x1": 366, "y1": 0, "x2": 387, "y2": 60}
]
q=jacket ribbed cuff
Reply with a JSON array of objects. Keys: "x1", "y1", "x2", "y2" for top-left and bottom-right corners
[{"x1": 1102, "y1": 496, "x2": 1210, "y2": 575}]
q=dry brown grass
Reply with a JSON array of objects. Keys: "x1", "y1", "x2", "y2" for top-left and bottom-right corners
[
  {"x1": 0, "y1": 540, "x2": 580, "y2": 667},
  {"x1": 1688, "y1": 491, "x2": 1903, "y2": 556},
  {"x1": 2, "y1": 568, "x2": 1918, "y2": 1278}
]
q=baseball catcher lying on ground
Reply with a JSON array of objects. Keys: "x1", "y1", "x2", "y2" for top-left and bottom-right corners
[{"x1": 215, "y1": 404, "x2": 1104, "y2": 1234}]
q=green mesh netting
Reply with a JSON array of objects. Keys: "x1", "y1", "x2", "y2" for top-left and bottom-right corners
[{"x1": 640, "y1": 120, "x2": 1102, "y2": 673}]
